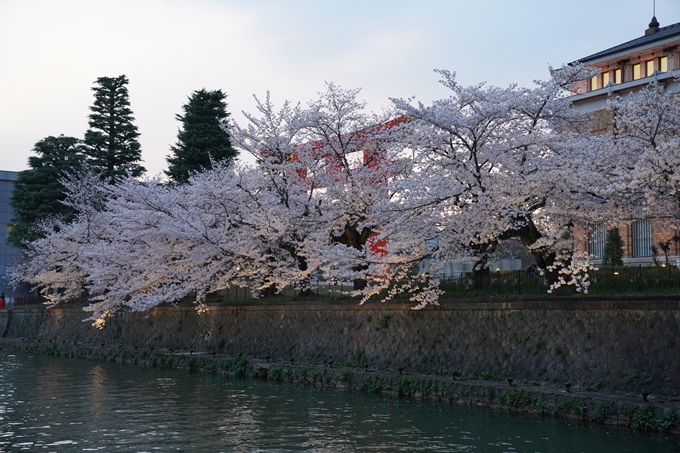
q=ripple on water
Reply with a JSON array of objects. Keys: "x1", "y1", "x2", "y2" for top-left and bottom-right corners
[{"x1": 0, "y1": 352, "x2": 678, "y2": 452}]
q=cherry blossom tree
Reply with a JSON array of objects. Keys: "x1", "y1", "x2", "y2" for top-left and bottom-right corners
[
  {"x1": 14, "y1": 83, "x2": 411, "y2": 324},
  {"x1": 378, "y1": 65, "x2": 602, "y2": 296},
  {"x1": 606, "y1": 78, "x2": 680, "y2": 218},
  {"x1": 10, "y1": 169, "x2": 108, "y2": 310},
  {"x1": 223, "y1": 84, "x2": 410, "y2": 292},
  {"x1": 19, "y1": 68, "x2": 670, "y2": 321}
]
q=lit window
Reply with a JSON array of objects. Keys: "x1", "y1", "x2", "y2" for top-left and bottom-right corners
[
  {"x1": 602, "y1": 72, "x2": 610, "y2": 86},
  {"x1": 614, "y1": 69, "x2": 622, "y2": 84},
  {"x1": 646, "y1": 60, "x2": 655, "y2": 77},
  {"x1": 660, "y1": 56, "x2": 668, "y2": 72},
  {"x1": 633, "y1": 64, "x2": 641, "y2": 80},
  {"x1": 590, "y1": 76, "x2": 598, "y2": 91}
]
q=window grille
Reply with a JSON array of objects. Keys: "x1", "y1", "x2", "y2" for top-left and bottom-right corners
[
  {"x1": 632, "y1": 218, "x2": 653, "y2": 257},
  {"x1": 589, "y1": 223, "x2": 606, "y2": 259}
]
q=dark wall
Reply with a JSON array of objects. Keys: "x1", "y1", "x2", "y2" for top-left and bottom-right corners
[{"x1": 2, "y1": 298, "x2": 678, "y2": 393}]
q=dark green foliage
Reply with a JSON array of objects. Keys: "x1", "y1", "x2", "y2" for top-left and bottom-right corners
[
  {"x1": 339, "y1": 369, "x2": 353, "y2": 386},
  {"x1": 484, "y1": 385, "x2": 495, "y2": 400},
  {"x1": 8, "y1": 135, "x2": 85, "y2": 248},
  {"x1": 553, "y1": 399, "x2": 586, "y2": 416},
  {"x1": 165, "y1": 89, "x2": 237, "y2": 184},
  {"x1": 601, "y1": 228, "x2": 624, "y2": 266},
  {"x1": 630, "y1": 406, "x2": 678, "y2": 432},
  {"x1": 282, "y1": 367, "x2": 294, "y2": 381},
  {"x1": 297, "y1": 367, "x2": 314, "y2": 384},
  {"x1": 500, "y1": 389, "x2": 530, "y2": 407},
  {"x1": 395, "y1": 376, "x2": 414, "y2": 396},
  {"x1": 594, "y1": 403, "x2": 608, "y2": 421},
  {"x1": 268, "y1": 366, "x2": 282, "y2": 381},
  {"x1": 534, "y1": 399, "x2": 548, "y2": 415},
  {"x1": 656, "y1": 408, "x2": 678, "y2": 433},
  {"x1": 84, "y1": 75, "x2": 145, "y2": 181},
  {"x1": 632, "y1": 406, "x2": 656, "y2": 431},
  {"x1": 220, "y1": 357, "x2": 255, "y2": 377},
  {"x1": 479, "y1": 371, "x2": 502, "y2": 381},
  {"x1": 357, "y1": 376, "x2": 389, "y2": 393},
  {"x1": 421, "y1": 379, "x2": 439, "y2": 396}
]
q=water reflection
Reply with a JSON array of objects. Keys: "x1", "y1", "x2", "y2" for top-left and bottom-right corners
[{"x1": 0, "y1": 352, "x2": 677, "y2": 452}]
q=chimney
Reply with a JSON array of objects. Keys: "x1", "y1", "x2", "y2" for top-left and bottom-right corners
[{"x1": 645, "y1": 16, "x2": 660, "y2": 35}]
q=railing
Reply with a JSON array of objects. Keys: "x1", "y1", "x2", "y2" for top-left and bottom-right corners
[
  {"x1": 6, "y1": 266, "x2": 680, "y2": 308},
  {"x1": 439, "y1": 266, "x2": 680, "y2": 298},
  {"x1": 439, "y1": 271, "x2": 549, "y2": 298},
  {"x1": 206, "y1": 280, "x2": 355, "y2": 302},
  {"x1": 12, "y1": 295, "x2": 47, "y2": 306}
]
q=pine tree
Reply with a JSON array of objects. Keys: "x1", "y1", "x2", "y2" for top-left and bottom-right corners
[
  {"x1": 84, "y1": 75, "x2": 145, "y2": 181},
  {"x1": 165, "y1": 89, "x2": 237, "y2": 184},
  {"x1": 8, "y1": 135, "x2": 85, "y2": 248},
  {"x1": 601, "y1": 227, "x2": 624, "y2": 266}
]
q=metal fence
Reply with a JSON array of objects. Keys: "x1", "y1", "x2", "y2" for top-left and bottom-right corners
[
  {"x1": 208, "y1": 279, "x2": 356, "y2": 302},
  {"x1": 7, "y1": 267, "x2": 680, "y2": 307},
  {"x1": 439, "y1": 271, "x2": 549, "y2": 297},
  {"x1": 586, "y1": 266, "x2": 680, "y2": 294},
  {"x1": 438, "y1": 266, "x2": 680, "y2": 298},
  {"x1": 12, "y1": 295, "x2": 47, "y2": 306}
]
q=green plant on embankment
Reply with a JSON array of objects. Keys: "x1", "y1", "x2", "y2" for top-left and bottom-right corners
[
  {"x1": 500, "y1": 389, "x2": 529, "y2": 408},
  {"x1": 632, "y1": 406, "x2": 678, "y2": 433}
]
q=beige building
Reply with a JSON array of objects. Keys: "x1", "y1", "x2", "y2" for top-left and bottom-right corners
[{"x1": 569, "y1": 17, "x2": 680, "y2": 265}]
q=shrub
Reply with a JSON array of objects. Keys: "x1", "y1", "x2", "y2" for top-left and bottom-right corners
[{"x1": 601, "y1": 228, "x2": 624, "y2": 266}]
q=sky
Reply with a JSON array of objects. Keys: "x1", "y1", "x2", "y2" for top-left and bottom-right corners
[{"x1": 1, "y1": 0, "x2": 679, "y2": 176}]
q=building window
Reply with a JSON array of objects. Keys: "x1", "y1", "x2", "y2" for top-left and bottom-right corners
[
  {"x1": 590, "y1": 75, "x2": 598, "y2": 91},
  {"x1": 614, "y1": 69, "x2": 622, "y2": 84},
  {"x1": 602, "y1": 72, "x2": 610, "y2": 86},
  {"x1": 633, "y1": 63, "x2": 641, "y2": 80},
  {"x1": 589, "y1": 223, "x2": 606, "y2": 259},
  {"x1": 646, "y1": 60, "x2": 655, "y2": 77},
  {"x1": 660, "y1": 56, "x2": 668, "y2": 72},
  {"x1": 631, "y1": 218, "x2": 653, "y2": 258}
]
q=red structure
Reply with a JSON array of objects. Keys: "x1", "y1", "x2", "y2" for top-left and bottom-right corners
[{"x1": 272, "y1": 116, "x2": 407, "y2": 261}]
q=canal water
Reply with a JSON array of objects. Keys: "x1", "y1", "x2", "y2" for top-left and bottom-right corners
[{"x1": 0, "y1": 353, "x2": 678, "y2": 452}]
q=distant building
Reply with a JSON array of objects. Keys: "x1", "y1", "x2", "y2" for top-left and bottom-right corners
[
  {"x1": 0, "y1": 170, "x2": 24, "y2": 299},
  {"x1": 569, "y1": 17, "x2": 680, "y2": 265},
  {"x1": 571, "y1": 17, "x2": 680, "y2": 111}
]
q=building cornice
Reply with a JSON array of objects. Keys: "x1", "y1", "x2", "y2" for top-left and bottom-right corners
[{"x1": 569, "y1": 70, "x2": 680, "y2": 106}]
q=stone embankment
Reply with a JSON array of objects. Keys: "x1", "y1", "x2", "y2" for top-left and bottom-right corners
[{"x1": 0, "y1": 297, "x2": 679, "y2": 433}]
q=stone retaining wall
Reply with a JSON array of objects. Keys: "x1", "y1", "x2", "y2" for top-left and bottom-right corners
[{"x1": 1, "y1": 297, "x2": 679, "y2": 394}]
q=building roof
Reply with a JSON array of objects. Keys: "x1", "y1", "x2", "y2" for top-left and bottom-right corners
[
  {"x1": 0, "y1": 171, "x2": 19, "y2": 181},
  {"x1": 576, "y1": 19, "x2": 680, "y2": 64}
]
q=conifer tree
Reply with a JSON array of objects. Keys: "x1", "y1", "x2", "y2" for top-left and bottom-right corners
[
  {"x1": 8, "y1": 135, "x2": 85, "y2": 248},
  {"x1": 84, "y1": 75, "x2": 145, "y2": 181},
  {"x1": 601, "y1": 227, "x2": 624, "y2": 266},
  {"x1": 165, "y1": 89, "x2": 237, "y2": 184}
]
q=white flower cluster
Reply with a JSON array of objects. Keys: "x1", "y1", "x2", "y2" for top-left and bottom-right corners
[{"x1": 13, "y1": 73, "x2": 680, "y2": 325}]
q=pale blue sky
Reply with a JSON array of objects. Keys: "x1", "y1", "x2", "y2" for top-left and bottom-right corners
[{"x1": 1, "y1": 0, "x2": 678, "y2": 175}]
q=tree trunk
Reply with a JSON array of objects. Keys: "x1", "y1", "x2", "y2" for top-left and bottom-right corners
[
  {"x1": 332, "y1": 221, "x2": 373, "y2": 291},
  {"x1": 499, "y1": 216, "x2": 560, "y2": 286},
  {"x1": 261, "y1": 284, "x2": 277, "y2": 298},
  {"x1": 533, "y1": 250, "x2": 558, "y2": 286}
]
